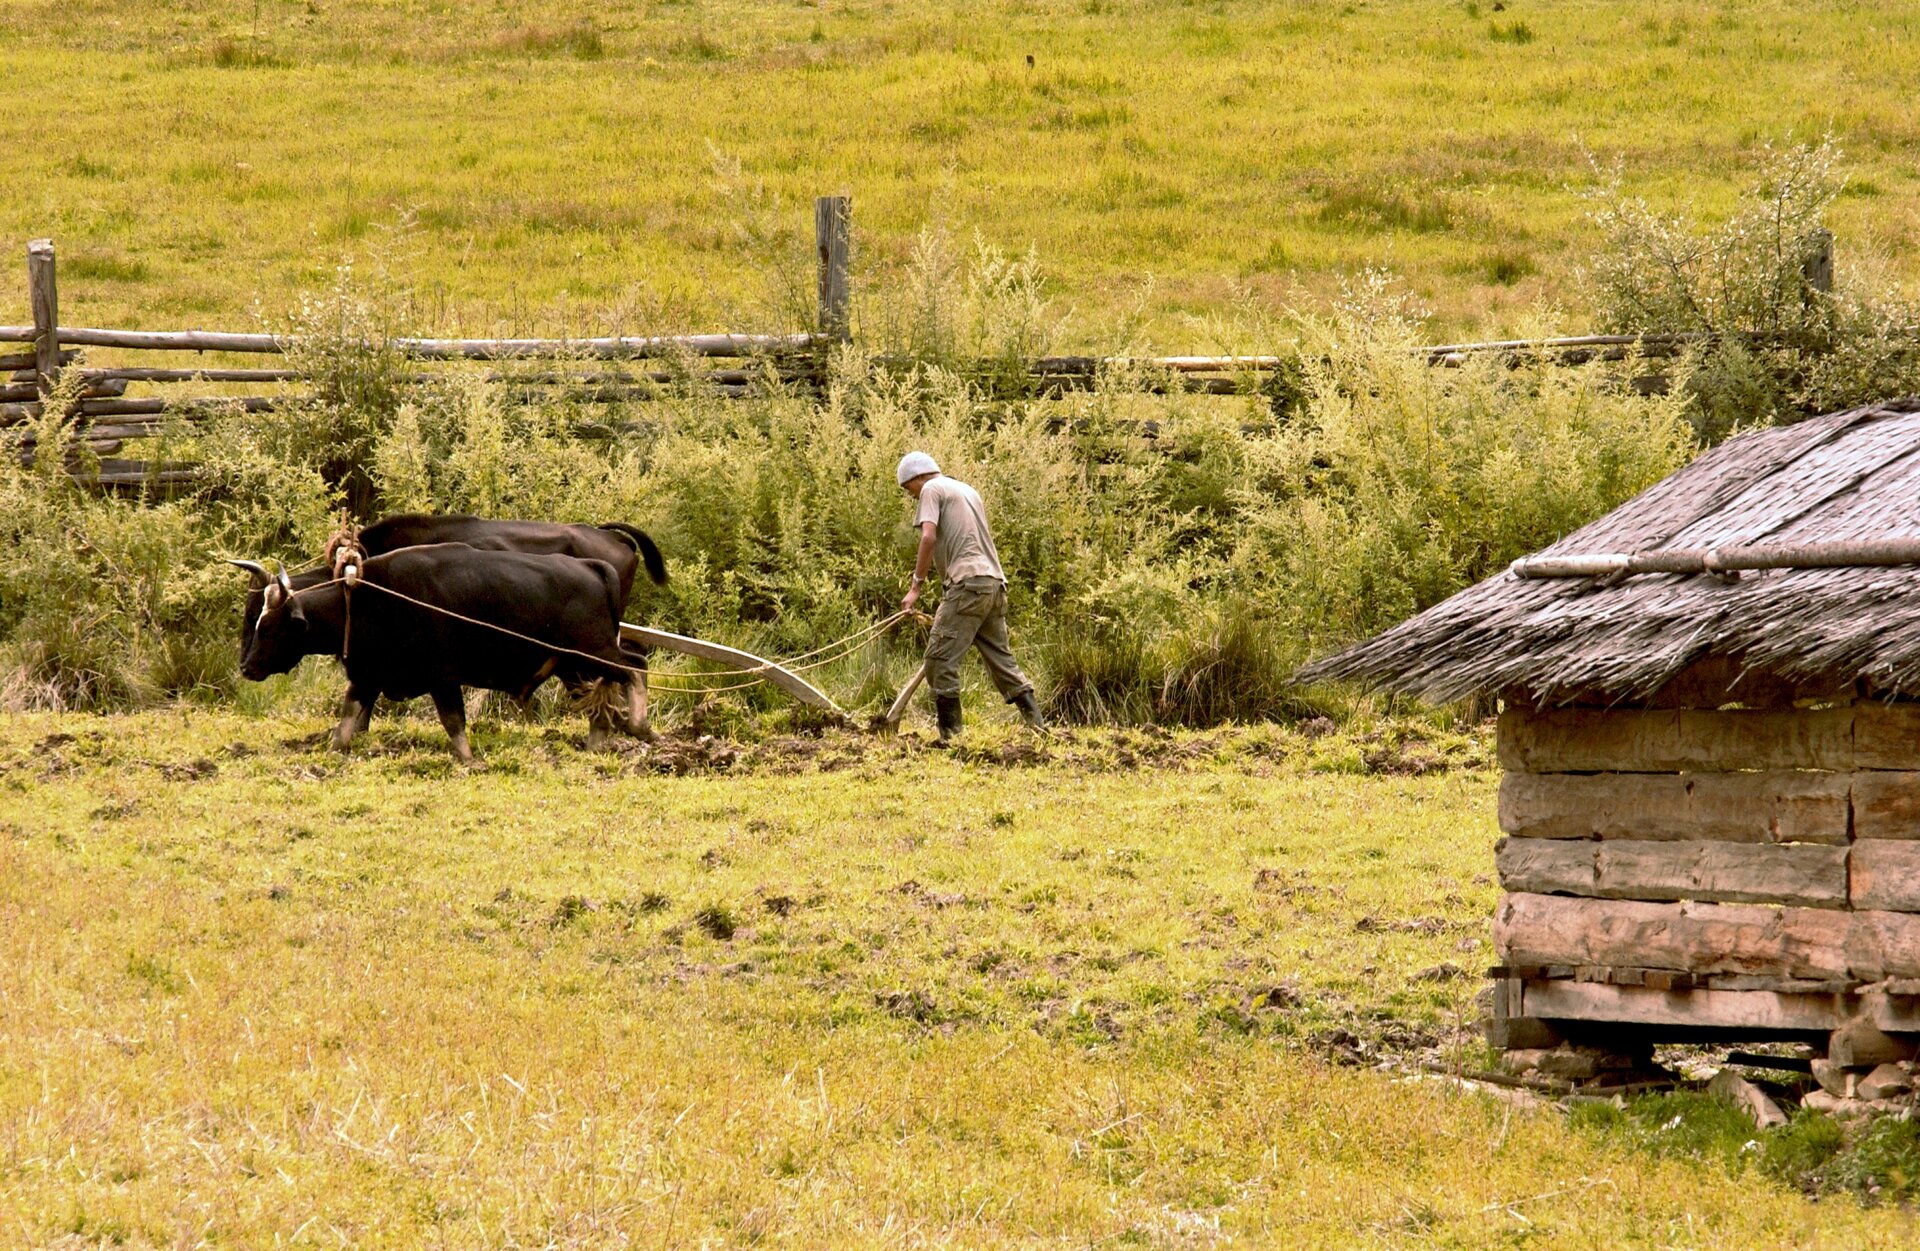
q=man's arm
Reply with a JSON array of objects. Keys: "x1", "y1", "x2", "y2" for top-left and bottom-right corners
[{"x1": 902, "y1": 520, "x2": 937, "y2": 611}]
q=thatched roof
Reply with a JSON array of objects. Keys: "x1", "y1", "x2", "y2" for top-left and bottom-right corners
[{"x1": 1297, "y1": 398, "x2": 1920, "y2": 704}]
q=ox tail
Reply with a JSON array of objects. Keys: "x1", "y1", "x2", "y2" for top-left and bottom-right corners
[{"x1": 597, "y1": 522, "x2": 668, "y2": 585}]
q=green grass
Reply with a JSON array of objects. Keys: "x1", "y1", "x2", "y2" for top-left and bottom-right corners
[
  {"x1": 2, "y1": 708, "x2": 1915, "y2": 1244},
  {"x1": 3, "y1": 1, "x2": 1920, "y2": 338}
]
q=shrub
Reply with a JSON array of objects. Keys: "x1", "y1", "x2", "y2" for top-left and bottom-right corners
[
  {"x1": 1585, "y1": 137, "x2": 1920, "y2": 436},
  {"x1": 1230, "y1": 275, "x2": 1695, "y2": 653},
  {"x1": 0, "y1": 384, "x2": 237, "y2": 708}
]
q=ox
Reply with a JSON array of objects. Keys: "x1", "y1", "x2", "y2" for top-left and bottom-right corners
[
  {"x1": 240, "y1": 515, "x2": 671, "y2": 732},
  {"x1": 343, "y1": 514, "x2": 667, "y2": 610},
  {"x1": 231, "y1": 544, "x2": 647, "y2": 762}
]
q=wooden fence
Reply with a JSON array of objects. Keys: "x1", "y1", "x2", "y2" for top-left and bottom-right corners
[{"x1": 1, "y1": 200, "x2": 1835, "y2": 488}]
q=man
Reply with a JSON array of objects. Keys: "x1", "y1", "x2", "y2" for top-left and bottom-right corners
[{"x1": 897, "y1": 451, "x2": 1047, "y2": 743}]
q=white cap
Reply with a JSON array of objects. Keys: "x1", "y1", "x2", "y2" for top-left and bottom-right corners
[{"x1": 896, "y1": 451, "x2": 940, "y2": 486}]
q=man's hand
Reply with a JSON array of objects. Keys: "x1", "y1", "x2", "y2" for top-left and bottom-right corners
[{"x1": 901, "y1": 583, "x2": 921, "y2": 612}]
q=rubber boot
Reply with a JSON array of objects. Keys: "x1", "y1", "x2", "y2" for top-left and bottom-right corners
[
  {"x1": 934, "y1": 693, "x2": 964, "y2": 744},
  {"x1": 1012, "y1": 689, "x2": 1048, "y2": 734}
]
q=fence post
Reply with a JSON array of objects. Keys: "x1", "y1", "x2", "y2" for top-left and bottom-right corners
[
  {"x1": 815, "y1": 195, "x2": 851, "y2": 344},
  {"x1": 28, "y1": 238, "x2": 58, "y2": 395},
  {"x1": 1802, "y1": 228, "x2": 1834, "y2": 295}
]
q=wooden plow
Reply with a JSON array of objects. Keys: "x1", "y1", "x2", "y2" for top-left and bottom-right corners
[
  {"x1": 620, "y1": 623, "x2": 848, "y2": 720},
  {"x1": 620, "y1": 612, "x2": 931, "y2": 731}
]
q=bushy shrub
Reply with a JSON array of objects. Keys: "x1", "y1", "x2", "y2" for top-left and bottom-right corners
[
  {"x1": 1585, "y1": 137, "x2": 1920, "y2": 437},
  {"x1": 0, "y1": 383, "x2": 236, "y2": 708},
  {"x1": 1230, "y1": 276, "x2": 1695, "y2": 652}
]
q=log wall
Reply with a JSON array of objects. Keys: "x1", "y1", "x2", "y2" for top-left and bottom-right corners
[{"x1": 1491, "y1": 699, "x2": 1920, "y2": 1039}]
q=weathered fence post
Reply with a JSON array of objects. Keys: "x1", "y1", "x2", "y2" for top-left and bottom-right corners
[
  {"x1": 815, "y1": 195, "x2": 851, "y2": 344},
  {"x1": 28, "y1": 238, "x2": 58, "y2": 395},
  {"x1": 1803, "y1": 228, "x2": 1834, "y2": 295}
]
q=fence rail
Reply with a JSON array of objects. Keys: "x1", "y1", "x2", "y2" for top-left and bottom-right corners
[{"x1": 5, "y1": 199, "x2": 1836, "y2": 489}]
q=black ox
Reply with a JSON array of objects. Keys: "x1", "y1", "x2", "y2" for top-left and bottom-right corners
[
  {"x1": 341, "y1": 514, "x2": 667, "y2": 610},
  {"x1": 242, "y1": 515, "x2": 669, "y2": 662},
  {"x1": 231, "y1": 544, "x2": 649, "y2": 762}
]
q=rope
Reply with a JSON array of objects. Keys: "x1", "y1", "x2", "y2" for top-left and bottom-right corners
[{"x1": 274, "y1": 572, "x2": 917, "y2": 700}]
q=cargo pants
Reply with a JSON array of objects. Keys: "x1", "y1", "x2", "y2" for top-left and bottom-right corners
[{"x1": 925, "y1": 575, "x2": 1034, "y2": 701}]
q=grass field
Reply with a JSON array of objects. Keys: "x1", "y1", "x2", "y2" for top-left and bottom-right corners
[
  {"x1": 3, "y1": 708, "x2": 1917, "y2": 1246},
  {"x1": 3, "y1": 1, "x2": 1919, "y2": 339}
]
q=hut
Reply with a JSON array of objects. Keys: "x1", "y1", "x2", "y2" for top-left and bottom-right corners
[{"x1": 1300, "y1": 397, "x2": 1920, "y2": 1097}]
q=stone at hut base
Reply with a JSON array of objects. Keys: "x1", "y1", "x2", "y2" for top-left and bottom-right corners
[
  {"x1": 1856, "y1": 1063, "x2": 1914, "y2": 1103},
  {"x1": 1828, "y1": 1019, "x2": 1918, "y2": 1070},
  {"x1": 1810, "y1": 1058, "x2": 1859, "y2": 1100},
  {"x1": 1707, "y1": 1070, "x2": 1788, "y2": 1130},
  {"x1": 1501, "y1": 1042, "x2": 1652, "y2": 1084},
  {"x1": 1500, "y1": 1048, "x2": 1553, "y2": 1076},
  {"x1": 1803, "y1": 1089, "x2": 1909, "y2": 1119}
]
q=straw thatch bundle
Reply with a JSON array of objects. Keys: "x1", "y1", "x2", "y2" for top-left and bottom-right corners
[{"x1": 1298, "y1": 398, "x2": 1920, "y2": 704}]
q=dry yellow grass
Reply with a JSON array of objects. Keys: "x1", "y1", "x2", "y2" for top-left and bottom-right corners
[{"x1": 1, "y1": 709, "x2": 1913, "y2": 1246}]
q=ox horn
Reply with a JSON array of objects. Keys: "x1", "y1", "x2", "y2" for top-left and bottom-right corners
[
  {"x1": 276, "y1": 566, "x2": 294, "y2": 596},
  {"x1": 225, "y1": 559, "x2": 271, "y2": 585}
]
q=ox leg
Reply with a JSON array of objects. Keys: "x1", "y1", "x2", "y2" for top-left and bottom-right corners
[
  {"x1": 625, "y1": 668, "x2": 654, "y2": 741},
  {"x1": 334, "y1": 684, "x2": 375, "y2": 752},
  {"x1": 555, "y1": 675, "x2": 611, "y2": 751},
  {"x1": 431, "y1": 686, "x2": 474, "y2": 763},
  {"x1": 585, "y1": 678, "x2": 616, "y2": 752}
]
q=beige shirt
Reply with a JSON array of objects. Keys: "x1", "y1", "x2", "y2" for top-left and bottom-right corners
[{"x1": 916, "y1": 475, "x2": 1005, "y2": 583}]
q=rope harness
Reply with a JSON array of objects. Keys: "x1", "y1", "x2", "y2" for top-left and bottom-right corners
[{"x1": 270, "y1": 567, "x2": 918, "y2": 698}]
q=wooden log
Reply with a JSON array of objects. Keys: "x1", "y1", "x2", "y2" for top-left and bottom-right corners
[
  {"x1": 1498, "y1": 705, "x2": 1858, "y2": 773},
  {"x1": 497, "y1": 383, "x2": 751, "y2": 403},
  {"x1": 0, "y1": 349, "x2": 72, "y2": 373},
  {"x1": 1803, "y1": 228, "x2": 1835, "y2": 295},
  {"x1": 76, "y1": 458, "x2": 198, "y2": 485},
  {"x1": 1849, "y1": 842, "x2": 1920, "y2": 911},
  {"x1": 1482, "y1": 971, "x2": 1564, "y2": 1050},
  {"x1": 28, "y1": 240, "x2": 58, "y2": 393},
  {"x1": 1850, "y1": 773, "x2": 1920, "y2": 839},
  {"x1": 394, "y1": 333, "x2": 815, "y2": 361},
  {"x1": 1032, "y1": 354, "x2": 1293, "y2": 375},
  {"x1": 1030, "y1": 373, "x2": 1246, "y2": 396},
  {"x1": 815, "y1": 195, "x2": 851, "y2": 344},
  {"x1": 1494, "y1": 893, "x2": 1854, "y2": 979},
  {"x1": 79, "y1": 397, "x2": 278, "y2": 417},
  {"x1": 1847, "y1": 912, "x2": 1920, "y2": 982},
  {"x1": 1498, "y1": 771, "x2": 1850, "y2": 843},
  {"x1": 1853, "y1": 703, "x2": 1920, "y2": 769},
  {"x1": 1520, "y1": 980, "x2": 1846, "y2": 1033},
  {"x1": 1859, "y1": 993, "x2": 1920, "y2": 1037},
  {"x1": 79, "y1": 366, "x2": 301, "y2": 384},
  {"x1": 0, "y1": 328, "x2": 817, "y2": 360},
  {"x1": 1600, "y1": 841, "x2": 1846, "y2": 907},
  {"x1": 0, "y1": 376, "x2": 127, "y2": 404},
  {"x1": 38, "y1": 326, "x2": 284, "y2": 353},
  {"x1": 479, "y1": 368, "x2": 762, "y2": 387},
  {"x1": 1704, "y1": 974, "x2": 1854, "y2": 994},
  {"x1": 1503, "y1": 892, "x2": 1920, "y2": 983},
  {"x1": 1495, "y1": 839, "x2": 1848, "y2": 907}
]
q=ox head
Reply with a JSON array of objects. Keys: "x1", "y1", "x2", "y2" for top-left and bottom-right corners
[{"x1": 229, "y1": 559, "x2": 309, "y2": 681}]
